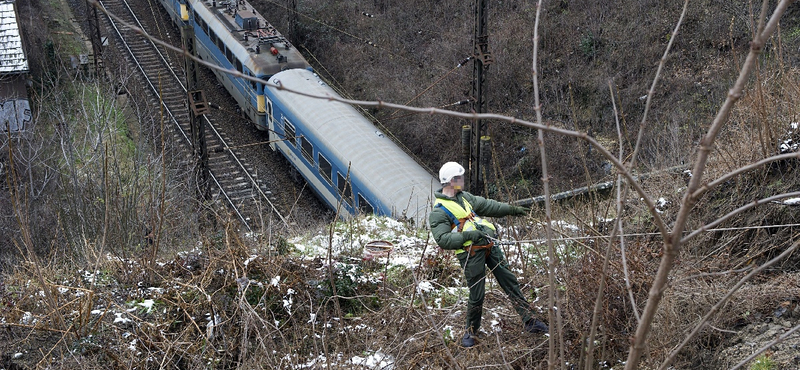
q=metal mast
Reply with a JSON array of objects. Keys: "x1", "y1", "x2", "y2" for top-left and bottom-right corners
[
  {"x1": 182, "y1": 23, "x2": 211, "y2": 203},
  {"x1": 469, "y1": 0, "x2": 493, "y2": 194},
  {"x1": 287, "y1": 0, "x2": 298, "y2": 42},
  {"x1": 86, "y1": 0, "x2": 104, "y2": 75}
]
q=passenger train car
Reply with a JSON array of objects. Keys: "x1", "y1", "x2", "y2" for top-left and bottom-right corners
[{"x1": 158, "y1": 0, "x2": 437, "y2": 222}]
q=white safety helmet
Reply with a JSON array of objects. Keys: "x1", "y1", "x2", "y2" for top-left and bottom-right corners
[{"x1": 438, "y1": 162, "x2": 465, "y2": 185}]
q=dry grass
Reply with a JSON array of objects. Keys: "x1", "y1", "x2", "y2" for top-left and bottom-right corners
[{"x1": 5, "y1": 0, "x2": 800, "y2": 369}]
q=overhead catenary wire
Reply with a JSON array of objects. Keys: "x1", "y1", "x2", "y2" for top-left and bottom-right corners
[
  {"x1": 388, "y1": 56, "x2": 474, "y2": 118},
  {"x1": 383, "y1": 100, "x2": 470, "y2": 122},
  {"x1": 261, "y1": 0, "x2": 430, "y2": 69},
  {"x1": 494, "y1": 222, "x2": 800, "y2": 244},
  {"x1": 299, "y1": 44, "x2": 438, "y2": 175}
]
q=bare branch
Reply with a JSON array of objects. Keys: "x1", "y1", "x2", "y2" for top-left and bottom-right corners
[
  {"x1": 611, "y1": 79, "x2": 641, "y2": 324},
  {"x1": 629, "y1": 0, "x2": 691, "y2": 168},
  {"x1": 681, "y1": 191, "x2": 800, "y2": 244},
  {"x1": 729, "y1": 323, "x2": 800, "y2": 370},
  {"x1": 89, "y1": 0, "x2": 671, "y2": 241},
  {"x1": 625, "y1": 1, "x2": 795, "y2": 368},
  {"x1": 531, "y1": 1, "x2": 558, "y2": 367},
  {"x1": 658, "y1": 240, "x2": 800, "y2": 369},
  {"x1": 690, "y1": 151, "x2": 800, "y2": 199}
]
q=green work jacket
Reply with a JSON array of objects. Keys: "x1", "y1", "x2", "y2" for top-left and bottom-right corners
[{"x1": 429, "y1": 189, "x2": 517, "y2": 254}]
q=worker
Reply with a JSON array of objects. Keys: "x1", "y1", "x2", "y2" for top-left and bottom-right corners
[{"x1": 429, "y1": 162, "x2": 548, "y2": 348}]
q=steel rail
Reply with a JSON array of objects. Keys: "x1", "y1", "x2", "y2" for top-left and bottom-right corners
[{"x1": 97, "y1": 0, "x2": 289, "y2": 230}]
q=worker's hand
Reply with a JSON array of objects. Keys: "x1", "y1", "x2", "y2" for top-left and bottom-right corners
[
  {"x1": 462, "y1": 230, "x2": 485, "y2": 244},
  {"x1": 462, "y1": 230, "x2": 482, "y2": 242},
  {"x1": 510, "y1": 206, "x2": 530, "y2": 216}
]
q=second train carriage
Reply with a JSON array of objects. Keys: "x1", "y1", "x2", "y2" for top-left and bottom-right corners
[
  {"x1": 266, "y1": 68, "x2": 437, "y2": 222},
  {"x1": 158, "y1": 0, "x2": 437, "y2": 222}
]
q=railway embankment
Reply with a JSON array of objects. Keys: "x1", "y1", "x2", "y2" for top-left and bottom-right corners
[{"x1": 3, "y1": 0, "x2": 800, "y2": 369}]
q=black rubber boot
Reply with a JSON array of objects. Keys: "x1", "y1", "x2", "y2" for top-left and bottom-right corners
[
  {"x1": 461, "y1": 331, "x2": 476, "y2": 347},
  {"x1": 525, "y1": 318, "x2": 549, "y2": 334}
]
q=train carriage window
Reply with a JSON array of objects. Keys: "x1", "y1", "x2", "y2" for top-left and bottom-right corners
[
  {"x1": 217, "y1": 38, "x2": 225, "y2": 54},
  {"x1": 282, "y1": 117, "x2": 296, "y2": 146},
  {"x1": 300, "y1": 136, "x2": 314, "y2": 163},
  {"x1": 337, "y1": 173, "x2": 352, "y2": 206},
  {"x1": 225, "y1": 47, "x2": 233, "y2": 64},
  {"x1": 358, "y1": 194, "x2": 374, "y2": 215},
  {"x1": 235, "y1": 59, "x2": 243, "y2": 74},
  {"x1": 209, "y1": 29, "x2": 218, "y2": 47},
  {"x1": 318, "y1": 154, "x2": 333, "y2": 184}
]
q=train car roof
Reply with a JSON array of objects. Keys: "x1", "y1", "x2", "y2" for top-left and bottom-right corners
[
  {"x1": 190, "y1": 0, "x2": 309, "y2": 76},
  {"x1": 269, "y1": 69, "x2": 437, "y2": 222}
]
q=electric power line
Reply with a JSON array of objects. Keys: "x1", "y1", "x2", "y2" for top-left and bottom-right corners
[{"x1": 504, "y1": 222, "x2": 800, "y2": 244}]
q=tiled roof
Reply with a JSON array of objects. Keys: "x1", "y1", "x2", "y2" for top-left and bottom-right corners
[{"x1": 0, "y1": 1, "x2": 28, "y2": 74}]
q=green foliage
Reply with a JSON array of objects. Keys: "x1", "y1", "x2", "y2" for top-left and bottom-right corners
[
  {"x1": 244, "y1": 285, "x2": 265, "y2": 306},
  {"x1": 321, "y1": 262, "x2": 380, "y2": 315},
  {"x1": 749, "y1": 355, "x2": 776, "y2": 370},
  {"x1": 126, "y1": 298, "x2": 161, "y2": 314},
  {"x1": 44, "y1": 40, "x2": 57, "y2": 70},
  {"x1": 579, "y1": 32, "x2": 601, "y2": 58},
  {"x1": 275, "y1": 236, "x2": 295, "y2": 255},
  {"x1": 784, "y1": 26, "x2": 800, "y2": 42},
  {"x1": 524, "y1": 240, "x2": 583, "y2": 269}
]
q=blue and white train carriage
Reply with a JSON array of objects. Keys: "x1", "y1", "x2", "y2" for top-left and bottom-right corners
[{"x1": 158, "y1": 0, "x2": 437, "y2": 222}]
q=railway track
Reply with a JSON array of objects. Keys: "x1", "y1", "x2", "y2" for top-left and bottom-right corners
[{"x1": 95, "y1": 0, "x2": 288, "y2": 232}]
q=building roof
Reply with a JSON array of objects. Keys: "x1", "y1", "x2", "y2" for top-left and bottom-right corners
[{"x1": 0, "y1": 1, "x2": 28, "y2": 74}]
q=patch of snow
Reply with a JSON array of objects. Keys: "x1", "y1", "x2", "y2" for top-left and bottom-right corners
[
  {"x1": 351, "y1": 351, "x2": 394, "y2": 370},
  {"x1": 416, "y1": 280, "x2": 434, "y2": 293},
  {"x1": 283, "y1": 289, "x2": 294, "y2": 315},
  {"x1": 138, "y1": 299, "x2": 156, "y2": 313},
  {"x1": 781, "y1": 197, "x2": 800, "y2": 205},
  {"x1": 442, "y1": 325, "x2": 454, "y2": 340},
  {"x1": 244, "y1": 255, "x2": 258, "y2": 266},
  {"x1": 779, "y1": 123, "x2": 800, "y2": 153},
  {"x1": 271, "y1": 276, "x2": 281, "y2": 287},
  {"x1": 113, "y1": 312, "x2": 131, "y2": 324},
  {"x1": 20, "y1": 311, "x2": 35, "y2": 325}
]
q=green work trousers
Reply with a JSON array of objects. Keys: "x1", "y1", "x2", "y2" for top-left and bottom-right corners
[{"x1": 457, "y1": 245, "x2": 533, "y2": 334}]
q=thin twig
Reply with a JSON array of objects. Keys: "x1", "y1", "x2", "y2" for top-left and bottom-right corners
[
  {"x1": 729, "y1": 323, "x2": 800, "y2": 370},
  {"x1": 625, "y1": 1, "x2": 794, "y2": 368},
  {"x1": 90, "y1": 0, "x2": 670, "y2": 241},
  {"x1": 495, "y1": 331, "x2": 513, "y2": 370},
  {"x1": 658, "y1": 240, "x2": 800, "y2": 369},
  {"x1": 410, "y1": 272, "x2": 462, "y2": 370},
  {"x1": 681, "y1": 191, "x2": 800, "y2": 243},
  {"x1": 531, "y1": 1, "x2": 558, "y2": 368}
]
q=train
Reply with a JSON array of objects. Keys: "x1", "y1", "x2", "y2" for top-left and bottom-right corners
[{"x1": 158, "y1": 0, "x2": 437, "y2": 223}]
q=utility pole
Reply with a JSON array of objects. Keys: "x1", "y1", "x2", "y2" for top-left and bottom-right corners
[
  {"x1": 181, "y1": 24, "x2": 211, "y2": 205},
  {"x1": 287, "y1": 0, "x2": 298, "y2": 42},
  {"x1": 469, "y1": 0, "x2": 493, "y2": 194},
  {"x1": 86, "y1": 0, "x2": 104, "y2": 76}
]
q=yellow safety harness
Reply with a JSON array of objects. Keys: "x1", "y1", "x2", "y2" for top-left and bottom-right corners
[{"x1": 434, "y1": 197, "x2": 496, "y2": 255}]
